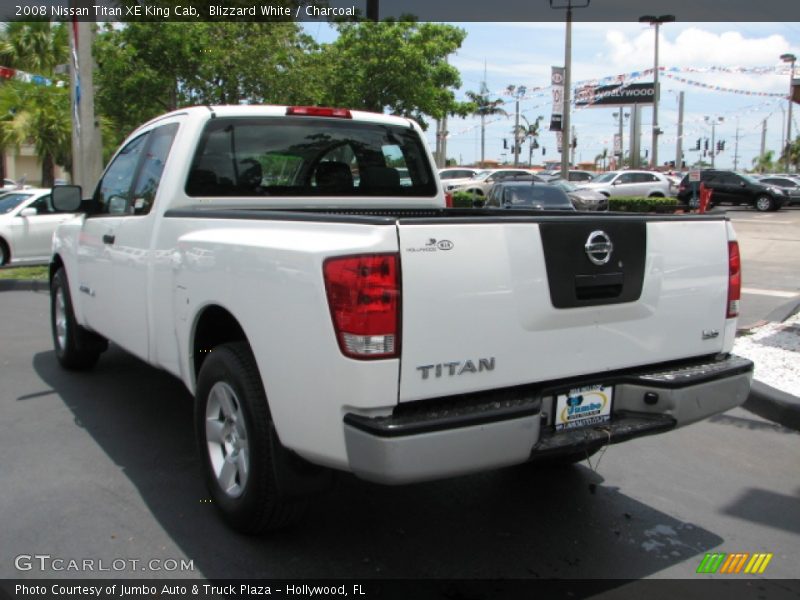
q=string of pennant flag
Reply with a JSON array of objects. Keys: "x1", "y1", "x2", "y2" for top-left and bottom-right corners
[{"x1": 0, "y1": 65, "x2": 65, "y2": 87}]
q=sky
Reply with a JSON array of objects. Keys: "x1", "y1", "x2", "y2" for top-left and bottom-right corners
[{"x1": 304, "y1": 21, "x2": 800, "y2": 170}]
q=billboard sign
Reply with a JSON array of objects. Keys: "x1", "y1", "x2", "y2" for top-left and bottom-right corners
[{"x1": 575, "y1": 82, "x2": 656, "y2": 108}]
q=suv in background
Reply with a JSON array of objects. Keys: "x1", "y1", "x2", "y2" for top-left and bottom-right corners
[
  {"x1": 576, "y1": 170, "x2": 672, "y2": 198},
  {"x1": 757, "y1": 175, "x2": 800, "y2": 205},
  {"x1": 677, "y1": 170, "x2": 789, "y2": 212}
]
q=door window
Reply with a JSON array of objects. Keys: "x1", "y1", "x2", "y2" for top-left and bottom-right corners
[
  {"x1": 131, "y1": 123, "x2": 179, "y2": 215},
  {"x1": 94, "y1": 133, "x2": 150, "y2": 215}
]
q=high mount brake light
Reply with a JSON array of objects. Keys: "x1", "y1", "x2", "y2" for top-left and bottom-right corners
[
  {"x1": 323, "y1": 254, "x2": 400, "y2": 359},
  {"x1": 445, "y1": 192, "x2": 454, "y2": 208},
  {"x1": 286, "y1": 106, "x2": 352, "y2": 119},
  {"x1": 727, "y1": 241, "x2": 741, "y2": 319}
]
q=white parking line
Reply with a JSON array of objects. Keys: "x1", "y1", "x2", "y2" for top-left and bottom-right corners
[{"x1": 741, "y1": 287, "x2": 799, "y2": 298}]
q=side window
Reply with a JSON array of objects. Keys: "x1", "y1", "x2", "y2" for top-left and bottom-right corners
[
  {"x1": 28, "y1": 194, "x2": 53, "y2": 214},
  {"x1": 131, "y1": 123, "x2": 179, "y2": 215},
  {"x1": 618, "y1": 173, "x2": 635, "y2": 184},
  {"x1": 95, "y1": 133, "x2": 149, "y2": 215}
]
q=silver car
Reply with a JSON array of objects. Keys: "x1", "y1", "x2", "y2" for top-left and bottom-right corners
[
  {"x1": 551, "y1": 179, "x2": 608, "y2": 210},
  {"x1": 577, "y1": 170, "x2": 673, "y2": 198}
]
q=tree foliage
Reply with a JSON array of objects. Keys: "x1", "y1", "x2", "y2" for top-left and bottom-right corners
[
  {"x1": 93, "y1": 21, "x2": 319, "y2": 149},
  {"x1": 315, "y1": 20, "x2": 467, "y2": 128},
  {"x1": 0, "y1": 22, "x2": 71, "y2": 186}
]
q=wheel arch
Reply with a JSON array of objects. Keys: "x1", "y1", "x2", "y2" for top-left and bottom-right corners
[
  {"x1": 191, "y1": 304, "x2": 250, "y2": 384},
  {"x1": 0, "y1": 235, "x2": 10, "y2": 265}
]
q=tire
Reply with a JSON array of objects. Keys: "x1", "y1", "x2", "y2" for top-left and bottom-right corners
[
  {"x1": 51, "y1": 268, "x2": 107, "y2": 370},
  {"x1": 195, "y1": 342, "x2": 307, "y2": 534},
  {"x1": 0, "y1": 238, "x2": 8, "y2": 266},
  {"x1": 754, "y1": 195, "x2": 774, "y2": 212}
]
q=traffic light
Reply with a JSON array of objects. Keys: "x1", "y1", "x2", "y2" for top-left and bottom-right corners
[
  {"x1": 704, "y1": 138, "x2": 709, "y2": 151},
  {"x1": 571, "y1": 137, "x2": 577, "y2": 149},
  {"x1": 695, "y1": 138, "x2": 701, "y2": 151},
  {"x1": 542, "y1": 147, "x2": 546, "y2": 155},
  {"x1": 721, "y1": 140, "x2": 726, "y2": 151},
  {"x1": 716, "y1": 140, "x2": 722, "y2": 153},
  {"x1": 503, "y1": 139, "x2": 508, "y2": 149}
]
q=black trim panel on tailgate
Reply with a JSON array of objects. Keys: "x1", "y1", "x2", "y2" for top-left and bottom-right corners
[{"x1": 539, "y1": 220, "x2": 647, "y2": 308}]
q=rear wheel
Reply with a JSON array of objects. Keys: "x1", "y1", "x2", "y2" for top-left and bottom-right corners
[
  {"x1": 195, "y1": 342, "x2": 307, "y2": 534},
  {"x1": 50, "y1": 268, "x2": 107, "y2": 370},
  {"x1": 0, "y1": 239, "x2": 8, "y2": 266},
  {"x1": 754, "y1": 195, "x2": 775, "y2": 212}
]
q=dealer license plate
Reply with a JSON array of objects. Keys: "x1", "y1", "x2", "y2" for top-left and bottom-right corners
[{"x1": 554, "y1": 384, "x2": 613, "y2": 431}]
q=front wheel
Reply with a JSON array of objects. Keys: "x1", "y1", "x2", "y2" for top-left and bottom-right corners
[
  {"x1": 195, "y1": 342, "x2": 307, "y2": 534},
  {"x1": 51, "y1": 268, "x2": 107, "y2": 370},
  {"x1": 754, "y1": 195, "x2": 775, "y2": 212}
]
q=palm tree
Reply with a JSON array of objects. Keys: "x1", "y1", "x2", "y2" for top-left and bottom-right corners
[
  {"x1": 514, "y1": 115, "x2": 543, "y2": 167},
  {"x1": 0, "y1": 22, "x2": 70, "y2": 186},
  {"x1": 751, "y1": 150, "x2": 775, "y2": 174},
  {"x1": 0, "y1": 21, "x2": 68, "y2": 74},
  {"x1": 465, "y1": 84, "x2": 507, "y2": 166},
  {"x1": 0, "y1": 82, "x2": 71, "y2": 188}
]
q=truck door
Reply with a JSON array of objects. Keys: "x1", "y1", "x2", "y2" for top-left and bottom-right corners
[
  {"x1": 108, "y1": 122, "x2": 180, "y2": 360},
  {"x1": 76, "y1": 131, "x2": 150, "y2": 341}
]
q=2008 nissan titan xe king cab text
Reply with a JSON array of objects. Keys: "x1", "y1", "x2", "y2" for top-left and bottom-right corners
[{"x1": 49, "y1": 105, "x2": 753, "y2": 534}]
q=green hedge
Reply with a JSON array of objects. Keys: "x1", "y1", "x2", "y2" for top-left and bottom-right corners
[
  {"x1": 452, "y1": 190, "x2": 482, "y2": 208},
  {"x1": 608, "y1": 196, "x2": 680, "y2": 213}
]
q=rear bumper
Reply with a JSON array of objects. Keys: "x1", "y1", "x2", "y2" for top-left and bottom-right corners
[{"x1": 343, "y1": 354, "x2": 753, "y2": 484}]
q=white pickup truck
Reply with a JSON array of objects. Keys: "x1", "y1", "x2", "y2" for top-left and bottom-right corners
[{"x1": 50, "y1": 105, "x2": 753, "y2": 534}]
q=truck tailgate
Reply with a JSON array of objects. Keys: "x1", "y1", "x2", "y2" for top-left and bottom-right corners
[{"x1": 397, "y1": 216, "x2": 732, "y2": 402}]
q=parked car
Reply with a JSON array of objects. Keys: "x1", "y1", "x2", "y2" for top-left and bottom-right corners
[
  {"x1": 449, "y1": 168, "x2": 545, "y2": 197},
  {"x1": 542, "y1": 169, "x2": 595, "y2": 183},
  {"x1": 756, "y1": 175, "x2": 800, "y2": 205},
  {"x1": 551, "y1": 179, "x2": 609, "y2": 211},
  {"x1": 576, "y1": 170, "x2": 673, "y2": 198},
  {"x1": 0, "y1": 188, "x2": 74, "y2": 266},
  {"x1": 438, "y1": 167, "x2": 478, "y2": 180},
  {"x1": 485, "y1": 181, "x2": 575, "y2": 211},
  {"x1": 676, "y1": 170, "x2": 789, "y2": 212}
]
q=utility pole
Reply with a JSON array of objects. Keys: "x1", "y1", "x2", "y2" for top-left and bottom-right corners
[
  {"x1": 550, "y1": 0, "x2": 590, "y2": 179},
  {"x1": 705, "y1": 116, "x2": 723, "y2": 168},
  {"x1": 760, "y1": 118, "x2": 767, "y2": 170},
  {"x1": 675, "y1": 91, "x2": 684, "y2": 170},
  {"x1": 780, "y1": 53, "x2": 796, "y2": 172},
  {"x1": 639, "y1": 15, "x2": 675, "y2": 170},
  {"x1": 733, "y1": 118, "x2": 741, "y2": 171},
  {"x1": 629, "y1": 104, "x2": 641, "y2": 168},
  {"x1": 366, "y1": 0, "x2": 379, "y2": 20},
  {"x1": 69, "y1": 12, "x2": 103, "y2": 191},
  {"x1": 441, "y1": 112, "x2": 448, "y2": 168}
]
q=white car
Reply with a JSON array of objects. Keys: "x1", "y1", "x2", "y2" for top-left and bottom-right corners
[
  {"x1": 577, "y1": 170, "x2": 673, "y2": 198},
  {"x1": 447, "y1": 168, "x2": 544, "y2": 196},
  {"x1": 0, "y1": 188, "x2": 75, "y2": 266}
]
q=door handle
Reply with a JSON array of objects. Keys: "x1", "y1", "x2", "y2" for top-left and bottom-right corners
[{"x1": 102, "y1": 234, "x2": 116, "y2": 245}]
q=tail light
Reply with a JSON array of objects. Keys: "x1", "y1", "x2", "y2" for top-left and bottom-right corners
[
  {"x1": 323, "y1": 254, "x2": 400, "y2": 359},
  {"x1": 678, "y1": 184, "x2": 686, "y2": 193},
  {"x1": 445, "y1": 192, "x2": 453, "y2": 208},
  {"x1": 727, "y1": 241, "x2": 741, "y2": 319}
]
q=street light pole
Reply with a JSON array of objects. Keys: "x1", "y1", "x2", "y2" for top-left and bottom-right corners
[
  {"x1": 705, "y1": 115, "x2": 723, "y2": 168},
  {"x1": 639, "y1": 14, "x2": 674, "y2": 171},
  {"x1": 551, "y1": 0, "x2": 590, "y2": 179},
  {"x1": 780, "y1": 53, "x2": 796, "y2": 172}
]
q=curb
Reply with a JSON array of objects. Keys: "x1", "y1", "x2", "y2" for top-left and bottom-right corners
[
  {"x1": 0, "y1": 279, "x2": 49, "y2": 292},
  {"x1": 743, "y1": 380, "x2": 800, "y2": 432}
]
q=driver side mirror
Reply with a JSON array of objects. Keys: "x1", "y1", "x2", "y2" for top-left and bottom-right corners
[
  {"x1": 52, "y1": 185, "x2": 83, "y2": 212},
  {"x1": 19, "y1": 207, "x2": 37, "y2": 217}
]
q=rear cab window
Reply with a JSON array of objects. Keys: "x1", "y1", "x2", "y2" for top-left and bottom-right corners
[{"x1": 185, "y1": 117, "x2": 436, "y2": 198}]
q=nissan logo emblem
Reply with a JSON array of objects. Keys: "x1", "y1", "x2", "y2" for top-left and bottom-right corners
[{"x1": 585, "y1": 230, "x2": 613, "y2": 265}]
